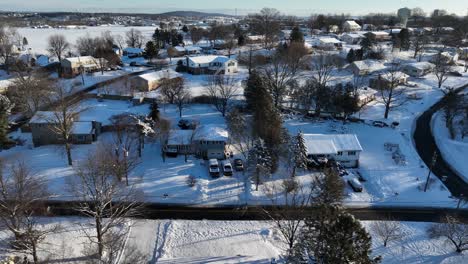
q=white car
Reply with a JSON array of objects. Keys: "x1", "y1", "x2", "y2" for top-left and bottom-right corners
[
  {"x1": 208, "y1": 159, "x2": 220, "y2": 178},
  {"x1": 222, "y1": 161, "x2": 233, "y2": 176},
  {"x1": 348, "y1": 177, "x2": 363, "y2": 192}
]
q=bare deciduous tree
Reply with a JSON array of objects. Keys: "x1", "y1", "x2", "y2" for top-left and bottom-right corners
[
  {"x1": 47, "y1": 34, "x2": 70, "y2": 63},
  {"x1": 226, "y1": 108, "x2": 255, "y2": 159},
  {"x1": 433, "y1": 51, "x2": 452, "y2": 88},
  {"x1": 0, "y1": 26, "x2": 19, "y2": 74},
  {"x1": 68, "y1": 145, "x2": 143, "y2": 260},
  {"x1": 370, "y1": 219, "x2": 404, "y2": 247},
  {"x1": 125, "y1": 29, "x2": 144, "y2": 49},
  {"x1": 159, "y1": 75, "x2": 185, "y2": 104},
  {"x1": 428, "y1": 215, "x2": 468, "y2": 253},
  {"x1": 206, "y1": 75, "x2": 239, "y2": 116},
  {"x1": 309, "y1": 55, "x2": 335, "y2": 116},
  {"x1": 375, "y1": 62, "x2": 408, "y2": 119},
  {"x1": 248, "y1": 8, "x2": 282, "y2": 49}
]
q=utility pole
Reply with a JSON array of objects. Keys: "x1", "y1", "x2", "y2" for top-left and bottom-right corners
[{"x1": 424, "y1": 151, "x2": 437, "y2": 192}]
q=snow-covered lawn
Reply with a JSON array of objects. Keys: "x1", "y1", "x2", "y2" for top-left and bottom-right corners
[
  {"x1": 432, "y1": 111, "x2": 468, "y2": 183},
  {"x1": 1, "y1": 218, "x2": 467, "y2": 264}
]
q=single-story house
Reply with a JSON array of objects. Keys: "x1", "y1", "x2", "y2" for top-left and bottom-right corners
[
  {"x1": 369, "y1": 72, "x2": 409, "y2": 89},
  {"x1": 61, "y1": 56, "x2": 107, "y2": 78},
  {"x1": 366, "y1": 31, "x2": 391, "y2": 42},
  {"x1": 185, "y1": 46, "x2": 202, "y2": 55},
  {"x1": 340, "y1": 33, "x2": 365, "y2": 44},
  {"x1": 123, "y1": 47, "x2": 144, "y2": 57},
  {"x1": 164, "y1": 125, "x2": 228, "y2": 159},
  {"x1": 347, "y1": 59, "x2": 386, "y2": 75},
  {"x1": 131, "y1": 69, "x2": 183, "y2": 91},
  {"x1": 317, "y1": 37, "x2": 343, "y2": 50},
  {"x1": 402, "y1": 62, "x2": 435, "y2": 77},
  {"x1": 303, "y1": 134, "x2": 363, "y2": 168},
  {"x1": 29, "y1": 111, "x2": 101, "y2": 147},
  {"x1": 182, "y1": 55, "x2": 238, "y2": 75},
  {"x1": 429, "y1": 52, "x2": 458, "y2": 65},
  {"x1": 342, "y1": 21, "x2": 362, "y2": 32}
]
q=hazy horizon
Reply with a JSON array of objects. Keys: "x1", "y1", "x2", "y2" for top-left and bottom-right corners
[{"x1": 1, "y1": 0, "x2": 467, "y2": 17}]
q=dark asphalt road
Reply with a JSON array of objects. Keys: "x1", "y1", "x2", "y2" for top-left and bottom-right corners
[
  {"x1": 45, "y1": 201, "x2": 468, "y2": 223},
  {"x1": 413, "y1": 84, "x2": 468, "y2": 197}
]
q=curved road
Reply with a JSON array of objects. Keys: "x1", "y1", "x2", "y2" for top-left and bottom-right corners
[{"x1": 413, "y1": 84, "x2": 468, "y2": 197}]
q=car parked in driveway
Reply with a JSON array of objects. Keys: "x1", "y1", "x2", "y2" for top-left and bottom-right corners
[
  {"x1": 178, "y1": 119, "x2": 197, "y2": 130},
  {"x1": 222, "y1": 160, "x2": 233, "y2": 176},
  {"x1": 348, "y1": 177, "x2": 363, "y2": 192},
  {"x1": 233, "y1": 159, "x2": 244, "y2": 171},
  {"x1": 208, "y1": 159, "x2": 220, "y2": 178}
]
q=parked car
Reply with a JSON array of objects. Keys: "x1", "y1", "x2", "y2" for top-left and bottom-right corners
[
  {"x1": 222, "y1": 160, "x2": 233, "y2": 176},
  {"x1": 233, "y1": 158, "x2": 244, "y2": 171},
  {"x1": 178, "y1": 119, "x2": 197, "y2": 130},
  {"x1": 448, "y1": 71, "x2": 462, "y2": 77},
  {"x1": 354, "y1": 170, "x2": 366, "y2": 182},
  {"x1": 372, "y1": 120, "x2": 388, "y2": 128},
  {"x1": 348, "y1": 177, "x2": 363, "y2": 192},
  {"x1": 208, "y1": 159, "x2": 220, "y2": 178}
]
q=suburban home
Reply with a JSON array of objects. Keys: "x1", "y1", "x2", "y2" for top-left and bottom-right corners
[
  {"x1": 347, "y1": 60, "x2": 386, "y2": 75},
  {"x1": 366, "y1": 31, "x2": 391, "y2": 41},
  {"x1": 342, "y1": 20, "x2": 362, "y2": 32},
  {"x1": 429, "y1": 52, "x2": 458, "y2": 64},
  {"x1": 164, "y1": 125, "x2": 229, "y2": 159},
  {"x1": 457, "y1": 47, "x2": 468, "y2": 60},
  {"x1": 317, "y1": 37, "x2": 343, "y2": 50},
  {"x1": 123, "y1": 47, "x2": 144, "y2": 57},
  {"x1": 369, "y1": 72, "x2": 409, "y2": 89},
  {"x1": 340, "y1": 33, "x2": 365, "y2": 44},
  {"x1": 131, "y1": 69, "x2": 183, "y2": 91},
  {"x1": 303, "y1": 134, "x2": 363, "y2": 168},
  {"x1": 402, "y1": 62, "x2": 435, "y2": 77},
  {"x1": 185, "y1": 46, "x2": 202, "y2": 55},
  {"x1": 61, "y1": 56, "x2": 107, "y2": 78},
  {"x1": 328, "y1": 25, "x2": 339, "y2": 33},
  {"x1": 172, "y1": 46, "x2": 187, "y2": 57},
  {"x1": 182, "y1": 55, "x2": 238, "y2": 75},
  {"x1": 29, "y1": 111, "x2": 101, "y2": 147}
]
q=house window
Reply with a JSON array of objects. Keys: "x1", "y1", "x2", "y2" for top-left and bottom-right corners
[
  {"x1": 348, "y1": 151, "x2": 356, "y2": 156},
  {"x1": 337, "y1": 151, "x2": 343, "y2": 156}
]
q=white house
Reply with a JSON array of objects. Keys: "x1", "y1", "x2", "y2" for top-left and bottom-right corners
[
  {"x1": 182, "y1": 55, "x2": 238, "y2": 75},
  {"x1": 402, "y1": 62, "x2": 435, "y2": 77},
  {"x1": 132, "y1": 69, "x2": 183, "y2": 91},
  {"x1": 343, "y1": 21, "x2": 362, "y2": 32},
  {"x1": 340, "y1": 33, "x2": 365, "y2": 44},
  {"x1": 303, "y1": 134, "x2": 363, "y2": 168},
  {"x1": 317, "y1": 37, "x2": 343, "y2": 50},
  {"x1": 347, "y1": 59, "x2": 386, "y2": 76}
]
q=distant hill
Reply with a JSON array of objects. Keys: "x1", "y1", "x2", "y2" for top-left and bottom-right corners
[{"x1": 158, "y1": 11, "x2": 231, "y2": 17}]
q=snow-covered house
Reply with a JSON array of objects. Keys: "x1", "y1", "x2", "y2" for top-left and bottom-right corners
[
  {"x1": 369, "y1": 72, "x2": 409, "y2": 89},
  {"x1": 164, "y1": 125, "x2": 228, "y2": 159},
  {"x1": 29, "y1": 111, "x2": 101, "y2": 147},
  {"x1": 123, "y1": 47, "x2": 144, "y2": 57},
  {"x1": 182, "y1": 55, "x2": 238, "y2": 75},
  {"x1": 366, "y1": 31, "x2": 391, "y2": 41},
  {"x1": 303, "y1": 134, "x2": 363, "y2": 167},
  {"x1": 317, "y1": 37, "x2": 343, "y2": 50},
  {"x1": 347, "y1": 60, "x2": 386, "y2": 75},
  {"x1": 61, "y1": 56, "x2": 107, "y2": 78},
  {"x1": 429, "y1": 52, "x2": 458, "y2": 65},
  {"x1": 340, "y1": 33, "x2": 365, "y2": 44},
  {"x1": 342, "y1": 21, "x2": 362, "y2": 32},
  {"x1": 402, "y1": 62, "x2": 435, "y2": 77},
  {"x1": 132, "y1": 69, "x2": 183, "y2": 91},
  {"x1": 457, "y1": 47, "x2": 468, "y2": 60}
]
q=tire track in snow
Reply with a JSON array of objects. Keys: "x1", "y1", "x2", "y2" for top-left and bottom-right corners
[{"x1": 151, "y1": 220, "x2": 172, "y2": 263}]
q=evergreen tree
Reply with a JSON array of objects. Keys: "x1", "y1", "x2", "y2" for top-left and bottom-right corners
[
  {"x1": 290, "y1": 26, "x2": 304, "y2": 43},
  {"x1": 0, "y1": 95, "x2": 13, "y2": 148},
  {"x1": 149, "y1": 102, "x2": 160, "y2": 122},
  {"x1": 182, "y1": 25, "x2": 189, "y2": 33},
  {"x1": 398, "y1": 28, "x2": 410, "y2": 51},
  {"x1": 247, "y1": 138, "x2": 272, "y2": 191},
  {"x1": 355, "y1": 49, "x2": 364, "y2": 60},
  {"x1": 346, "y1": 48, "x2": 356, "y2": 63},
  {"x1": 238, "y1": 35, "x2": 246, "y2": 46},
  {"x1": 360, "y1": 36, "x2": 373, "y2": 58},
  {"x1": 290, "y1": 131, "x2": 308, "y2": 177},
  {"x1": 293, "y1": 205, "x2": 374, "y2": 264},
  {"x1": 153, "y1": 28, "x2": 161, "y2": 48},
  {"x1": 144, "y1": 41, "x2": 159, "y2": 62},
  {"x1": 334, "y1": 84, "x2": 359, "y2": 120},
  {"x1": 243, "y1": 70, "x2": 264, "y2": 112},
  {"x1": 22, "y1": 37, "x2": 28, "y2": 46}
]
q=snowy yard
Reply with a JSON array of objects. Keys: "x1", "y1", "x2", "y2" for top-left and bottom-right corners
[{"x1": 1, "y1": 218, "x2": 466, "y2": 264}]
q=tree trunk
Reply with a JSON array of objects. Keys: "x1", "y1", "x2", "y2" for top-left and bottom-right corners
[
  {"x1": 384, "y1": 104, "x2": 390, "y2": 119},
  {"x1": 95, "y1": 217, "x2": 104, "y2": 257},
  {"x1": 32, "y1": 241, "x2": 38, "y2": 264},
  {"x1": 65, "y1": 142, "x2": 72, "y2": 165}
]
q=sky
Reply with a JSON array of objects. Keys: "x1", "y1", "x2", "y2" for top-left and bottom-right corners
[{"x1": 0, "y1": 0, "x2": 467, "y2": 16}]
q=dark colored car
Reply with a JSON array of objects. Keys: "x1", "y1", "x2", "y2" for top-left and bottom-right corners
[
  {"x1": 372, "y1": 120, "x2": 388, "y2": 128},
  {"x1": 233, "y1": 159, "x2": 244, "y2": 171},
  {"x1": 178, "y1": 119, "x2": 197, "y2": 130}
]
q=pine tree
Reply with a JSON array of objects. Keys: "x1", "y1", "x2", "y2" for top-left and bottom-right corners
[
  {"x1": 144, "y1": 41, "x2": 159, "y2": 62},
  {"x1": 346, "y1": 48, "x2": 356, "y2": 63},
  {"x1": 22, "y1": 37, "x2": 28, "y2": 46},
  {"x1": 0, "y1": 95, "x2": 13, "y2": 148},
  {"x1": 290, "y1": 26, "x2": 304, "y2": 43},
  {"x1": 182, "y1": 25, "x2": 189, "y2": 33},
  {"x1": 360, "y1": 36, "x2": 373, "y2": 58},
  {"x1": 243, "y1": 70, "x2": 264, "y2": 112},
  {"x1": 149, "y1": 102, "x2": 160, "y2": 122},
  {"x1": 248, "y1": 138, "x2": 272, "y2": 191},
  {"x1": 238, "y1": 35, "x2": 246, "y2": 46},
  {"x1": 290, "y1": 131, "x2": 308, "y2": 177},
  {"x1": 293, "y1": 205, "x2": 374, "y2": 264},
  {"x1": 398, "y1": 28, "x2": 410, "y2": 51}
]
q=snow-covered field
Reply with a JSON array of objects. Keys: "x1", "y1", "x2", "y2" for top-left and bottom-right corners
[
  {"x1": 1, "y1": 218, "x2": 467, "y2": 264},
  {"x1": 17, "y1": 26, "x2": 157, "y2": 55}
]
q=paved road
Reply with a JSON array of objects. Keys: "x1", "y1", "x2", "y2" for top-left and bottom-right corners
[
  {"x1": 413, "y1": 84, "x2": 468, "y2": 198},
  {"x1": 46, "y1": 201, "x2": 468, "y2": 223}
]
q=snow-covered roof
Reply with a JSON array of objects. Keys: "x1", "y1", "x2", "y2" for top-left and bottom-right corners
[
  {"x1": 64, "y1": 56, "x2": 95, "y2": 63},
  {"x1": 174, "y1": 46, "x2": 186, "y2": 52},
  {"x1": 188, "y1": 55, "x2": 234, "y2": 65},
  {"x1": 350, "y1": 59, "x2": 386, "y2": 72},
  {"x1": 342, "y1": 33, "x2": 365, "y2": 39},
  {"x1": 123, "y1": 47, "x2": 144, "y2": 54},
  {"x1": 194, "y1": 125, "x2": 228, "y2": 142},
  {"x1": 185, "y1": 46, "x2": 202, "y2": 51},
  {"x1": 404, "y1": 62, "x2": 435, "y2": 70},
  {"x1": 378, "y1": 71, "x2": 410, "y2": 82},
  {"x1": 71, "y1": 121, "x2": 93, "y2": 134},
  {"x1": 343, "y1": 21, "x2": 361, "y2": 28},
  {"x1": 368, "y1": 31, "x2": 389, "y2": 36},
  {"x1": 29, "y1": 111, "x2": 57, "y2": 124},
  {"x1": 319, "y1": 37, "x2": 342, "y2": 44},
  {"x1": 36, "y1": 55, "x2": 50, "y2": 66},
  {"x1": 167, "y1": 129, "x2": 194, "y2": 145},
  {"x1": 303, "y1": 134, "x2": 363, "y2": 155},
  {"x1": 138, "y1": 69, "x2": 182, "y2": 82}
]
